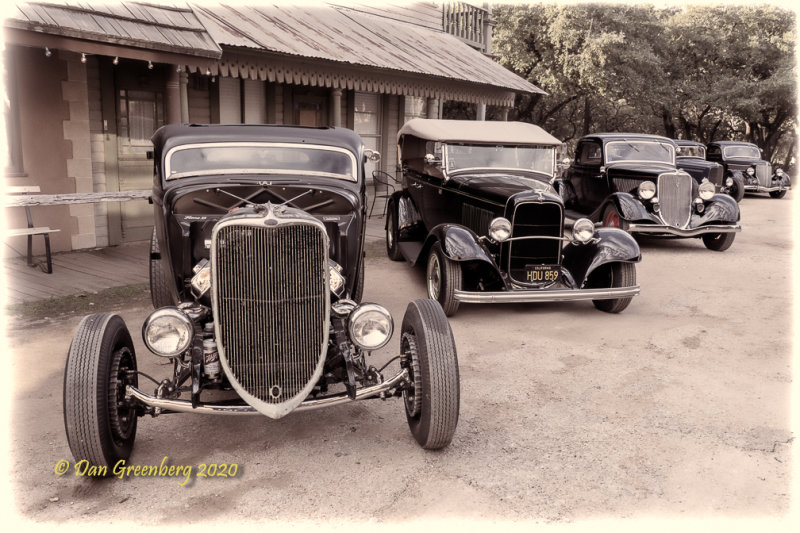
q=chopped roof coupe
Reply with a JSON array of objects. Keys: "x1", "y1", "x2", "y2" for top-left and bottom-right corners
[
  {"x1": 387, "y1": 119, "x2": 641, "y2": 316},
  {"x1": 63, "y1": 124, "x2": 461, "y2": 471},
  {"x1": 557, "y1": 133, "x2": 741, "y2": 252},
  {"x1": 675, "y1": 140, "x2": 742, "y2": 202},
  {"x1": 706, "y1": 141, "x2": 791, "y2": 199}
]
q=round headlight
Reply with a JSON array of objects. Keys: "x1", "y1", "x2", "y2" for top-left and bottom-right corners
[
  {"x1": 698, "y1": 180, "x2": 715, "y2": 200},
  {"x1": 142, "y1": 307, "x2": 194, "y2": 357},
  {"x1": 726, "y1": 177, "x2": 734, "y2": 187},
  {"x1": 488, "y1": 217, "x2": 512, "y2": 242},
  {"x1": 746, "y1": 167, "x2": 755, "y2": 176},
  {"x1": 348, "y1": 303, "x2": 393, "y2": 351},
  {"x1": 572, "y1": 218, "x2": 596, "y2": 243},
  {"x1": 638, "y1": 181, "x2": 656, "y2": 200},
  {"x1": 775, "y1": 168, "x2": 784, "y2": 177}
]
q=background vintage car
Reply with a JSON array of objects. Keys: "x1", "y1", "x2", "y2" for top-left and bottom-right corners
[
  {"x1": 387, "y1": 119, "x2": 641, "y2": 316},
  {"x1": 558, "y1": 133, "x2": 741, "y2": 252},
  {"x1": 63, "y1": 125, "x2": 461, "y2": 471},
  {"x1": 674, "y1": 140, "x2": 742, "y2": 202},
  {"x1": 706, "y1": 141, "x2": 792, "y2": 199}
]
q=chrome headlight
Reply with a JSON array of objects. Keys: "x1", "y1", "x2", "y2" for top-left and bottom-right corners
[
  {"x1": 488, "y1": 217, "x2": 512, "y2": 242},
  {"x1": 698, "y1": 180, "x2": 715, "y2": 200},
  {"x1": 191, "y1": 259, "x2": 211, "y2": 298},
  {"x1": 775, "y1": 168, "x2": 784, "y2": 177},
  {"x1": 638, "y1": 181, "x2": 656, "y2": 200},
  {"x1": 746, "y1": 167, "x2": 755, "y2": 176},
  {"x1": 142, "y1": 307, "x2": 194, "y2": 357},
  {"x1": 572, "y1": 218, "x2": 595, "y2": 243},
  {"x1": 347, "y1": 303, "x2": 393, "y2": 351},
  {"x1": 725, "y1": 177, "x2": 734, "y2": 187},
  {"x1": 694, "y1": 197, "x2": 705, "y2": 213}
]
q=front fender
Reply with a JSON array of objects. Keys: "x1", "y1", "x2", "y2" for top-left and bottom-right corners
[
  {"x1": 694, "y1": 193, "x2": 740, "y2": 225},
  {"x1": 562, "y1": 228, "x2": 641, "y2": 287},
  {"x1": 425, "y1": 224, "x2": 494, "y2": 265}
]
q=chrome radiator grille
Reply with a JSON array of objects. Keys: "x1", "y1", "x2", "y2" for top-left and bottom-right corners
[
  {"x1": 756, "y1": 163, "x2": 772, "y2": 188},
  {"x1": 508, "y1": 202, "x2": 563, "y2": 283},
  {"x1": 657, "y1": 172, "x2": 692, "y2": 228},
  {"x1": 212, "y1": 220, "x2": 328, "y2": 413}
]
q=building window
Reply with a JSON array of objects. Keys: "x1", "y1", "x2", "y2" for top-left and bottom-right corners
[{"x1": 3, "y1": 51, "x2": 25, "y2": 176}]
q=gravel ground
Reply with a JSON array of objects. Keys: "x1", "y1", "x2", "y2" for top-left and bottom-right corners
[{"x1": 3, "y1": 194, "x2": 795, "y2": 529}]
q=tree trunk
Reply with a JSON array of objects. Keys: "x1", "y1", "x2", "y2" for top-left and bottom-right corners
[{"x1": 582, "y1": 97, "x2": 592, "y2": 136}]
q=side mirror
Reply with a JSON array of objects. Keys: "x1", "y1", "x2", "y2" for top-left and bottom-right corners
[{"x1": 364, "y1": 149, "x2": 381, "y2": 163}]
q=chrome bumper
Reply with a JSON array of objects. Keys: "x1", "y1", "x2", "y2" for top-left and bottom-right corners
[
  {"x1": 453, "y1": 285, "x2": 640, "y2": 304},
  {"x1": 744, "y1": 184, "x2": 791, "y2": 193},
  {"x1": 627, "y1": 224, "x2": 741, "y2": 237},
  {"x1": 125, "y1": 368, "x2": 409, "y2": 416}
]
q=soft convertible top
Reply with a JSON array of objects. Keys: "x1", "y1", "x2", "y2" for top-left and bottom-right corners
[{"x1": 398, "y1": 119, "x2": 561, "y2": 146}]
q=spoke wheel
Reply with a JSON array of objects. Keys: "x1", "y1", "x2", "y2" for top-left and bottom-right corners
[
  {"x1": 401, "y1": 299, "x2": 460, "y2": 450},
  {"x1": 64, "y1": 313, "x2": 139, "y2": 470},
  {"x1": 426, "y1": 242, "x2": 461, "y2": 316}
]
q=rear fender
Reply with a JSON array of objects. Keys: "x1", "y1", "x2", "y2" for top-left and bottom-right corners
[{"x1": 562, "y1": 228, "x2": 641, "y2": 287}]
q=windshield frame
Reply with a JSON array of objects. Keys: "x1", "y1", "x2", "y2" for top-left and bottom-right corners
[
  {"x1": 164, "y1": 142, "x2": 359, "y2": 182},
  {"x1": 442, "y1": 142, "x2": 557, "y2": 179},
  {"x1": 604, "y1": 140, "x2": 676, "y2": 165},
  {"x1": 722, "y1": 144, "x2": 761, "y2": 160}
]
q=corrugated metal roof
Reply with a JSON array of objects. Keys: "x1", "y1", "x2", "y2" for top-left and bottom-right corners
[
  {"x1": 193, "y1": 3, "x2": 544, "y2": 95},
  {"x1": 6, "y1": 1, "x2": 221, "y2": 58}
]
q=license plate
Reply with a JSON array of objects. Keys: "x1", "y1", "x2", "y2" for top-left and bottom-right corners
[{"x1": 525, "y1": 264, "x2": 560, "y2": 283}]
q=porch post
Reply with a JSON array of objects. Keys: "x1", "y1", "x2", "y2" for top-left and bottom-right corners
[
  {"x1": 165, "y1": 66, "x2": 181, "y2": 124},
  {"x1": 476, "y1": 103, "x2": 486, "y2": 121},
  {"x1": 330, "y1": 88, "x2": 342, "y2": 127},
  {"x1": 426, "y1": 97, "x2": 438, "y2": 119},
  {"x1": 179, "y1": 69, "x2": 189, "y2": 123}
]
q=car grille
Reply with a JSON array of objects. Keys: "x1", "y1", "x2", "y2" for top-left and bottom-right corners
[
  {"x1": 657, "y1": 172, "x2": 693, "y2": 228},
  {"x1": 756, "y1": 162, "x2": 772, "y2": 188},
  {"x1": 212, "y1": 220, "x2": 328, "y2": 412},
  {"x1": 508, "y1": 201, "x2": 563, "y2": 283}
]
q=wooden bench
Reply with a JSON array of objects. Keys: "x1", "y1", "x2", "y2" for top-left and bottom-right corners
[{"x1": 5, "y1": 186, "x2": 60, "y2": 273}]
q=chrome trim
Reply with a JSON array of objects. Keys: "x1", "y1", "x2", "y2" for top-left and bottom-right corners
[
  {"x1": 744, "y1": 185, "x2": 791, "y2": 193},
  {"x1": 657, "y1": 171, "x2": 693, "y2": 229},
  {"x1": 627, "y1": 223, "x2": 741, "y2": 236},
  {"x1": 453, "y1": 285, "x2": 640, "y2": 303},
  {"x1": 124, "y1": 369, "x2": 409, "y2": 415}
]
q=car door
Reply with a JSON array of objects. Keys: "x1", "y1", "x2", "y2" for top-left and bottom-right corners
[{"x1": 569, "y1": 140, "x2": 606, "y2": 212}]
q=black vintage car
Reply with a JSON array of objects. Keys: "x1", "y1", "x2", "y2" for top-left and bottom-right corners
[
  {"x1": 706, "y1": 141, "x2": 791, "y2": 199},
  {"x1": 675, "y1": 140, "x2": 743, "y2": 202},
  {"x1": 558, "y1": 133, "x2": 741, "y2": 252},
  {"x1": 63, "y1": 125, "x2": 461, "y2": 469},
  {"x1": 387, "y1": 119, "x2": 641, "y2": 316}
]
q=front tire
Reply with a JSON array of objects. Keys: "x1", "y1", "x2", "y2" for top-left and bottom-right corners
[
  {"x1": 729, "y1": 175, "x2": 745, "y2": 202},
  {"x1": 401, "y1": 299, "x2": 460, "y2": 450},
  {"x1": 64, "y1": 313, "x2": 139, "y2": 470},
  {"x1": 426, "y1": 242, "x2": 461, "y2": 316},
  {"x1": 590, "y1": 262, "x2": 636, "y2": 313},
  {"x1": 386, "y1": 202, "x2": 403, "y2": 261},
  {"x1": 769, "y1": 189, "x2": 787, "y2": 199},
  {"x1": 149, "y1": 228, "x2": 174, "y2": 309},
  {"x1": 702, "y1": 232, "x2": 736, "y2": 251}
]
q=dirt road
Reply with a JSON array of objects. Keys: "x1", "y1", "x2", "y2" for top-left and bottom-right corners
[{"x1": 5, "y1": 194, "x2": 794, "y2": 525}]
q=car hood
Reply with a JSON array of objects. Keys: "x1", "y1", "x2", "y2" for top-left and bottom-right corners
[
  {"x1": 606, "y1": 162, "x2": 678, "y2": 177},
  {"x1": 449, "y1": 171, "x2": 560, "y2": 205}
]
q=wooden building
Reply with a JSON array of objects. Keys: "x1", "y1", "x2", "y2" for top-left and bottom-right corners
[{"x1": 3, "y1": 1, "x2": 544, "y2": 253}]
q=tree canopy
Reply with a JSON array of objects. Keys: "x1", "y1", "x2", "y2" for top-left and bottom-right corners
[{"x1": 491, "y1": 3, "x2": 797, "y2": 169}]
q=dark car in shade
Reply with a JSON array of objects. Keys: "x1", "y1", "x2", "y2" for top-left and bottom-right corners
[
  {"x1": 556, "y1": 133, "x2": 741, "y2": 251},
  {"x1": 674, "y1": 140, "x2": 742, "y2": 202},
  {"x1": 706, "y1": 141, "x2": 791, "y2": 199}
]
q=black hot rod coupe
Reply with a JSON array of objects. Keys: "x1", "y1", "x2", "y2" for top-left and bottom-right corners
[
  {"x1": 64, "y1": 124, "x2": 461, "y2": 469},
  {"x1": 558, "y1": 133, "x2": 741, "y2": 252},
  {"x1": 706, "y1": 140, "x2": 791, "y2": 199},
  {"x1": 387, "y1": 119, "x2": 641, "y2": 316},
  {"x1": 674, "y1": 140, "x2": 742, "y2": 202}
]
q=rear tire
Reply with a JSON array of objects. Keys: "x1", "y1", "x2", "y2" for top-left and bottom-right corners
[
  {"x1": 426, "y1": 242, "x2": 461, "y2": 316},
  {"x1": 769, "y1": 189, "x2": 787, "y2": 199},
  {"x1": 64, "y1": 313, "x2": 139, "y2": 470},
  {"x1": 386, "y1": 203, "x2": 403, "y2": 261},
  {"x1": 590, "y1": 262, "x2": 636, "y2": 313},
  {"x1": 702, "y1": 232, "x2": 735, "y2": 251},
  {"x1": 401, "y1": 299, "x2": 460, "y2": 450},
  {"x1": 149, "y1": 228, "x2": 174, "y2": 309},
  {"x1": 602, "y1": 204, "x2": 629, "y2": 231}
]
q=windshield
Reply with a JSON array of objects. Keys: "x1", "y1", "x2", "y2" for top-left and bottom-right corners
[
  {"x1": 723, "y1": 145, "x2": 761, "y2": 160},
  {"x1": 444, "y1": 144, "x2": 555, "y2": 176},
  {"x1": 165, "y1": 142, "x2": 358, "y2": 181},
  {"x1": 677, "y1": 145, "x2": 705, "y2": 158},
  {"x1": 605, "y1": 141, "x2": 675, "y2": 164}
]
